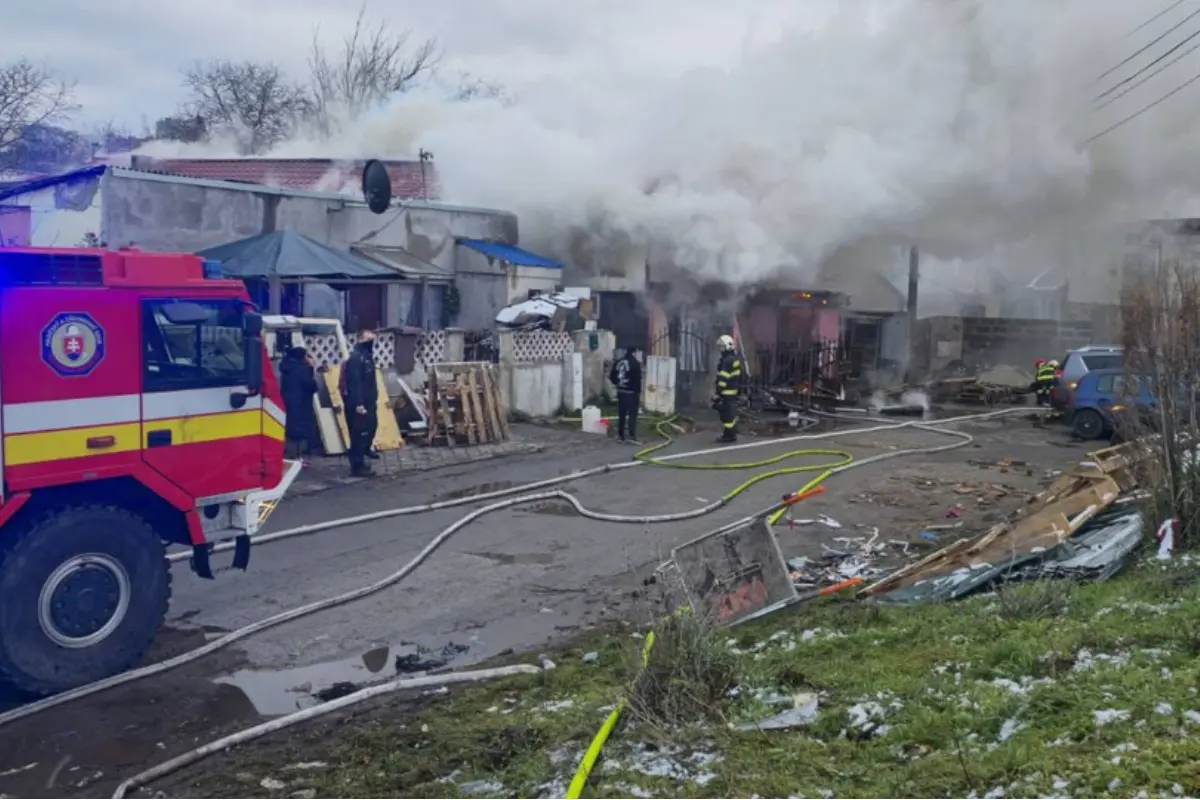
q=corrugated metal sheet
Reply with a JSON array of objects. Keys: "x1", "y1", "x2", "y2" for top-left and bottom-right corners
[{"x1": 877, "y1": 508, "x2": 1143, "y2": 604}]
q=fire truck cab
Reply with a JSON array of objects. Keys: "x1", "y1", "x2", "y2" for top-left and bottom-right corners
[{"x1": 0, "y1": 246, "x2": 300, "y2": 696}]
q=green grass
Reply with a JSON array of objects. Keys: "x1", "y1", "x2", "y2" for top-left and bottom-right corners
[{"x1": 195, "y1": 560, "x2": 1200, "y2": 799}]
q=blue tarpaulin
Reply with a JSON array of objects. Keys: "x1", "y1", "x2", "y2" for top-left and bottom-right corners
[{"x1": 456, "y1": 238, "x2": 562, "y2": 269}]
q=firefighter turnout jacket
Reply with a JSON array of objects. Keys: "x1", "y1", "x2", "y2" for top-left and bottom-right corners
[
  {"x1": 716, "y1": 351, "x2": 744, "y2": 397},
  {"x1": 1035, "y1": 362, "x2": 1057, "y2": 385}
]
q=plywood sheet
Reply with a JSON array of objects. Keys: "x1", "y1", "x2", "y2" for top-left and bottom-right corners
[
  {"x1": 322, "y1": 364, "x2": 352, "y2": 449},
  {"x1": 373, "y1": 369, "x2": 404, "y2": 451}
]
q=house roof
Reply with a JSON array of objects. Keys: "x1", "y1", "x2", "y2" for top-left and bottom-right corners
[
  {"x1": 197, "y1": 229, "x2": 395, "y2": 281},
  {"x1": 130, "y1": 157, "x2": 438, "y2": 200},
  {"x1": 352, "y1": 245, "x2": 453, "y2": 281},
  {"x1": 0, "y1": 165, "x2": 106, "y2": 204},
  {"x1": 457, "y1": 238, "x2": 563, "y2": 269}
]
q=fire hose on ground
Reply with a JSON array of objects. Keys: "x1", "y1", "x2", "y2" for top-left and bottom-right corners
[
  {"x1": 0, "y1": 407, "x2": 1029, "y2": 795},
  {"x1": 124, "y1": 410, "x2": 1023, "y2": 800}
]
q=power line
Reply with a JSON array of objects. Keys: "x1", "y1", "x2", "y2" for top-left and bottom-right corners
[
  {"x1": 1097, "y1": 37, "x2": 1200, "y2": 109},
  {"x1": 1088, "y1": 66, "x2": 1200, "y2": 142},
  {"x1": 1096, "y1": 24, "x2": 1200, "y2": 102},
  {"x1": 1099, "y1": 1, "x2": 1200, "y2": 81},
  {"x1": 1125, "y1": 0, "x2": 1191, "y2": 38},
  {"x1": 1099, "y1": 24, "x2": 1200, "y2": 101}
]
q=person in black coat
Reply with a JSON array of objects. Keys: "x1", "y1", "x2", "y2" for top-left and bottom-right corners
[
  {"x1": 279, "y1": 347, "x2": 318, "y2": 457},
  {"x1": 343, "y1": 330, "x2": 380, "y2": 476},
  {"x1": 608, "y1": 345, "x2": 643, "y2": 444}
]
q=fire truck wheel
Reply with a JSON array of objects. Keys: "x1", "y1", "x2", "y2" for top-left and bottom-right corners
[{"x1": 0, "y1": 505, "x2": 171, "y2": 697}]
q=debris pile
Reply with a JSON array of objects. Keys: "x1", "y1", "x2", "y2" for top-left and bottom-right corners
[{"x1": 864, "y1": 439, "x2": 1153, "y2": 602}]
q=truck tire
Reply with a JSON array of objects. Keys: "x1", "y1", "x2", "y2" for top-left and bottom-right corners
[{"x1": 0, "y1": 505, "x2": 171, "y2": 696}]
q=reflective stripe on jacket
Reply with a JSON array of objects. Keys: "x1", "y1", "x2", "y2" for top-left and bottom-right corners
[{"x1": 716, "y1": 351, "x2": 743, "y2": 396}]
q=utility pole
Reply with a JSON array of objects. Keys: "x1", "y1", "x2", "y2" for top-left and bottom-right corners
[{"x1": 906, "y1": 245, "x2": 919, "y2": 382}]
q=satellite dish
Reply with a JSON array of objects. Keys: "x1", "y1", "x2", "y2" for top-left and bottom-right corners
[{"x1": 361, "y1": 159, "x2": 392, "y2": 215}]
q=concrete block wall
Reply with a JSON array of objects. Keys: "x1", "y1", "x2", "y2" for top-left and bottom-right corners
[{"x1": 915, "y1": 315, "x2": 1095, "y2": 376}]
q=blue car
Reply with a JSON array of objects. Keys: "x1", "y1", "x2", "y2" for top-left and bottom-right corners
[{"x1": 1068, "y1": 368, "x2": 1154, "y2": 440}]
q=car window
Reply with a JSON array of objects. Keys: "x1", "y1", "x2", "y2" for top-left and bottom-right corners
[
  {"x1": 1081, "y1": 354, "x2": 1123, "y2": 371},
  {"x1": 1095, "y1": 374, "x2": 1115, "y2": 393}
]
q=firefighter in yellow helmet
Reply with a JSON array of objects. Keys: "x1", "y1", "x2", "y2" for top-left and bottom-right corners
[
  {"x1": 712, "y1": 334, "x2": 744, "y2": 443},
  {"x1": 1033, "y1": 358, "x2": 1059, "y2": 406}
]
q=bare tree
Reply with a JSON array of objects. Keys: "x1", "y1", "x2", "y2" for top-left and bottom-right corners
[
  {"x1": 0, "y1": 59, "x2": 77, "y2": 169},
  {"x1": 308, "y1": 5, "x2": 440, "y2": 132},
  {"x1": 453, "y1": 72, "x2": 513, "y2": 105},
  {"x1": 181, "y1": 60, "x2": 310, "y2": 154}
]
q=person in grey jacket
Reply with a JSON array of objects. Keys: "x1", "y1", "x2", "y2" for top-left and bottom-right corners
[{"x1": 608, "y1": 345, "x2": 643, "y2": 444}]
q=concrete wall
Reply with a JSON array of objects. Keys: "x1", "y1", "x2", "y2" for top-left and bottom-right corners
[
  {"x1": 506, "y1": 265, "x2": 560, "y2": 303},
  {"x1": 3, "y1": 183, "x2": 100, "y2": 247},
  {"x1": 499, "y1": 360, "x2": 565, "y2": 418},
  {"x1": 573, "y1": 329, "x2": 616, "y2": 402},
  {"x1": 101, "y1": 170, "x2": 517, "y2": 260},
  {"x1": 455, "y1": 246, "x2": 507, "y2": 330},
  {"x1": 913, "y1": 315, "x2": 1094, "y2": 376}
]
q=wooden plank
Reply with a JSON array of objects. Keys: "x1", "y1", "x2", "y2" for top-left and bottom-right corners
[
  {"x1": 322, "y1": 364, "x2": 352, "y2": 450},
  {"x1": 466, "y1": 367, "x2": 489, "y2": 443},
  {"x1": 460, "y1": 371, "x2": 479, "y2": 445},
  {"x1": 482, "y1": 364, "x2": 509, "y2": 440},
  {"x1": 372, "y1": 369, "x2": 404, "y2": 451},
  {"x1": 426, "y1": 371, "x2": 440, "y2": 445}
]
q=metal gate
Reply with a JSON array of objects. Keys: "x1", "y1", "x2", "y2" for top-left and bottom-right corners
[{"x1": 649, "y1": 324, "x2": 711, "y2": 410}]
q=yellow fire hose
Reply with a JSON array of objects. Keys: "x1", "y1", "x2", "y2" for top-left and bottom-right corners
[{"x1": 558, "y1": 412, "x2": 848, "y2": 799}]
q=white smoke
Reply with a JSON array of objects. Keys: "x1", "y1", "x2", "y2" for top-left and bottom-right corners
[{"x1": 147, "y1": 0, "x2": 1200, "y2": 288}]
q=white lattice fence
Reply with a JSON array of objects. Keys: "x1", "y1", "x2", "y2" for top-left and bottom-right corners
[
  {"x1": 511, "y1": 331, "x2": 573, "y2": 363},
  {"x1": 303, "y1": 333, "x2": 342, "y2": 368},
  {"x1": 416, "y1": 330, "x2": 447, "y2": 367},
  {"x1": 301, "y1": 331, "x2": 398, "y2": 369},
  {"x1": 372, "y1": 332, "x2": 395, "y2": 369}
]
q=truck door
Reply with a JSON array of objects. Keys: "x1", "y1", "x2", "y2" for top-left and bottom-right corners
[{"x1": 140, "y1": 298, "x2": 263, "y2": 499}]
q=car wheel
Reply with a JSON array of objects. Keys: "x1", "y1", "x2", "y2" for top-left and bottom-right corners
[{"x1": 1072, "y1": 408, "x2": 1106, "y2": 441}]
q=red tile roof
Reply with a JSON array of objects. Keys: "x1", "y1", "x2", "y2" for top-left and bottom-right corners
[{"x1": 131, "y1": 157, "x2": 438, "y2": 200}]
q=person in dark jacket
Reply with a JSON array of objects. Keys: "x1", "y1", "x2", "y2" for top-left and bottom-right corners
[
  {"x1": 279, "y1": 346, "x2": 319, "y2": 458},
  {"x1": 609, "y1": 345, "x2": 643, "y2": 444},
  {"x1": 343, "y1": 330, "x2": 380, "y2": 476}
]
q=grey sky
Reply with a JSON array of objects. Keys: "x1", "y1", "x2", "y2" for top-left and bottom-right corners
[{"x1": 3, "y1": 0, "x2": 832, "y2": 131}]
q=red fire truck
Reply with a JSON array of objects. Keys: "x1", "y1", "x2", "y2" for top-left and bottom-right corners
[{"x1": 0, "y1": 246, "x2": 299, "y2": 696}]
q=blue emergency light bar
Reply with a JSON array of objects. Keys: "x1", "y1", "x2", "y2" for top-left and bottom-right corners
[
  {"x1": 202, "y1": 259, "x2": 223, "y2": 279},
  {"x1": 0, "y1": 250, "x2": 104, "y2": 285}
]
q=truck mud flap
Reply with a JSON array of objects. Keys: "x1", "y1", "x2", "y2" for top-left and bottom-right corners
[{"x1": 190, "y1": 533, "x2": 252, "y2": 579}]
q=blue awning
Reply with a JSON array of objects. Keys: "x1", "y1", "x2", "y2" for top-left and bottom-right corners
[
  {"x1": 0, "y1": 165, "x2": 107, "y2": 204},
  {"x1": 456, "y1": 238, "x2": 562, "y2": 269}
]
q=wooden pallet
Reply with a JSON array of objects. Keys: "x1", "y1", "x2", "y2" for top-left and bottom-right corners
[
  {"x1": 426, "y1": 362, "x2": 510, "y2": 445},
  {"x1": 861, "y1": 440, "x2": 1150, "y2": 596}
]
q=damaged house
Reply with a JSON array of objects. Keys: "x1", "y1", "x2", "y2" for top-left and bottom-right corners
[{"x1": 0, "y1": 160, "x2": 563, "y2": 332}]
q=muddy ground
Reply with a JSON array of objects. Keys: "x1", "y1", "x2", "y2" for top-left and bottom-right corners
[{"x1": 0, "y1": 409, "x2": 1093, "y2": 798}]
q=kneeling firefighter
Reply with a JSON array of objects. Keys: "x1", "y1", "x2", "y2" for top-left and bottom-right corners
[
  {"x1": 1033, "y1": 358, "x2": 1059, "y2": 406},
  {"x1": 713, "y1": 334, "x2": 744, "y2": 443}
]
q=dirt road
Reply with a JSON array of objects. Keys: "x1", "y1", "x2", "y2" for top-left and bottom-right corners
[{"x1": 0, "y1": 412, "x2": 1089, "y2": 798}]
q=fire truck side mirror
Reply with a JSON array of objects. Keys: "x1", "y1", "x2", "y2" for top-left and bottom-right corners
[{"x1": 244, "y1": 311, "x2": 264, "y2": 394}]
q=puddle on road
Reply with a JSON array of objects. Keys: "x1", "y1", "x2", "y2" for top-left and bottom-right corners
[
  {"x1": 437, "y1": 481, "x2": 516, "y2": 501},
  {"x1": 216, "y1": 641, "x2": 474, "y2": 716}
]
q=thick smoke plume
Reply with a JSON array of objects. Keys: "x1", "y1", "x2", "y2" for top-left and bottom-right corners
[{"x1": 147, "y1": 0, "x2": 1200, "y2": 289}]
